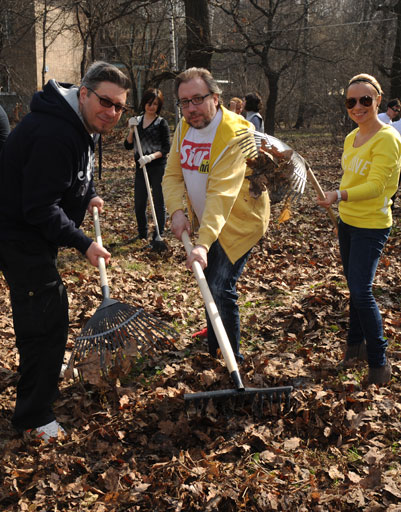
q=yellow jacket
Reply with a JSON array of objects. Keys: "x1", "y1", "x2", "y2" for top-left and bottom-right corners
[
  {"x1": 340, "y1": 124, "x2": 401, "y2": 228},
  {"x1": 162, "y1": 106, "x2": 270, "y2": 263}
]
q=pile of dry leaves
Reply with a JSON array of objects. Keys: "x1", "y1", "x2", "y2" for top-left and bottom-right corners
[{"x1": 0, "y1": 133, "x2": 400, "y2": 511}]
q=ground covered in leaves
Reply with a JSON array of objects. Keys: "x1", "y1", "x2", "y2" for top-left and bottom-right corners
[{"x1": 0, "y1": 132, "x2": 400, "y2": 511}]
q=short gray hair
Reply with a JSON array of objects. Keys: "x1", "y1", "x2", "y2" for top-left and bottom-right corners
[
  {"x1": 80, "y1": 61, "x2": 130, "y2": 92},
  {"x1": 175, "y1": 67, "x2": 222, "y2": 98}
]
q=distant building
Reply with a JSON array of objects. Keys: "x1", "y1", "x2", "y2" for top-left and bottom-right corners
[{"x1": 0, "y1": 0, "x2": 82, "y2": 120}]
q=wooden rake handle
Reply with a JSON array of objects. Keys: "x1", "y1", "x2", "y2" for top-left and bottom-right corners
[
  {"x1": 93, "y1": 206, "x2": 110, "y2": 297},
  {"x1": 181, "y1": 231, "x2": 244, "y2": 389},
  {"x1": 132, "y1": 123, "x2": 161, "y2": 238},
  {"x1": 306, "y1": 166, "x2": 338, "y2": 231}
]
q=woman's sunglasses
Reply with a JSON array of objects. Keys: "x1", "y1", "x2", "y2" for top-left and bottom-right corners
[{"x1": 345, "y1": 96, "x2": 373, "y2": 109}]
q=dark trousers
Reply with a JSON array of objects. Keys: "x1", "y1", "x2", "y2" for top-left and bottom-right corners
[
  {"x1": 134, "y1": 165, "x2": 166, "y2": 238},
  {"x1": 0, "y1": 240, "x2": 68, "y2": 430},
  {"x1": 338, "y1": 220, "x2": 390, "y2": 368},
  {"x1": 204, "y1": 240, "x2": 251, "y2": 362}
]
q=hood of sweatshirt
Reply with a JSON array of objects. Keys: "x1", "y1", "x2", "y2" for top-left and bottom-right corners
[{"x1": 0, "y1": 79, "x2": 98, "y2": 253}]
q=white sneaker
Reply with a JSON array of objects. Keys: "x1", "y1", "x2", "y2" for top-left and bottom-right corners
[
  {"x1": 60, "y1": 363, "x2": 79, "y2": 379},
  {"x1": 26, "y1": 420, "x2": 66, "y2": 443}
]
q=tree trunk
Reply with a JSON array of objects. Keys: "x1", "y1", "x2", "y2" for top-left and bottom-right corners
[
  {"x1": 184, "y1": 0, "x2": 212, "y2": 69},
  {"x1": 41, "y1": 1, "x2": 48, "y2": 89},
  {"x1": 390, "y1": 0, "x2": 401, "y2": 98},
  {"x1": 294, "y1": 0, "x2": 309, "y2": 129},
  {"x1": 264, "y1": 70, "x2": 279, "y2": 135}
]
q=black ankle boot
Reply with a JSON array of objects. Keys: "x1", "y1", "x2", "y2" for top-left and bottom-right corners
[
  {"x1": 338, "y1": 341, "x2": 368, "y2": 369},
  {"x1": 368, "y1": 360, "x2": 391, "y2": 385}
]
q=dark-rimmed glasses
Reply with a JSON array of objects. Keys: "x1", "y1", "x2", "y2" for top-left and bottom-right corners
[
  {"x1": 87, "y1": 87, "x2": 128, "y2": 113},
  {"x1": 345, "y1": 96, "x2": 373, "y2": 109},
  {"x1": 176, "y1": 93, "x2": 211, "y2": 109}
]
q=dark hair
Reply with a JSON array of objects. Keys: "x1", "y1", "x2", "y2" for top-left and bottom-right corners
[
  {"x1": 140, "y1": 88, "x2": 164, "y2": 114},
  {"x1": 387, "y1": 98, "x2": 401, "y2": 109},
  {"x1": 244, "y1": 92, "x2": 262, "y2": 112},
  {"x1": 175, "y1": 67, "x2": 222, "y2": 98},
  {"x1": 80, "y1": 61, "x2": 131, "y2": 92}
]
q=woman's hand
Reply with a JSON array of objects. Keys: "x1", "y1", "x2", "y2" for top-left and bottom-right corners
[
  {"x1": 138, "y1": 154, "x2": 156, "y2": 168},
  {"x1": 317, "y1": 190, "x2": 338, "y2": 208}
]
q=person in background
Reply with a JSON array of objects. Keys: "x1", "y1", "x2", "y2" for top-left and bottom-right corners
[
  {"x1": 124, "y1": 88, "x2": 170, "y2": 241},
  {"x1": 229, "y1": 97, "x2": 243, "y2": 115},
  {"x1": 0, "y1": 104, "x2": 10, "y2": 152},
  {"x1": 317, "y1": 73, "x2": 401, "y2": 386},
  {"x1": 389, "y1": 115, "x2": 401, "y2": 210},
  {"x1": 0, "y1": 61, "x2": 130, "y2": 442},
  {"x1": 243, "y1": 92, "x2": 264, "y2": 132},
  {"x1": 162, "y1": 67, "x2": 269, "y2": 362},
  {"x1": 377, "y1": 98, "x2": 401, "y2": 124}
]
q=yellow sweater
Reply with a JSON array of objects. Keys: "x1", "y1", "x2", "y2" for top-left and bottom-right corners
[
  {"x1": 340, "y1": 124, "x2": 401, "y2": 229},
  {"x1": 162, "y1": 106, "x2": 270, "y2": 263}
]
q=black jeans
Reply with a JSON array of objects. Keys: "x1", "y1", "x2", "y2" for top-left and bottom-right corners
[
  {"x1": 134, "y1": 165, "x2": 166, "y2": 238},
  {"x1": 0, "y1": 240, "x2": 68, "y2": 430}
]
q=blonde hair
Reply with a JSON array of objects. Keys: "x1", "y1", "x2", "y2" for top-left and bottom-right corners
[
  {"x1": 348, "y1": 74, "x2": 383, "y2": 96},
  {"x1": 175, "y1": 67, "x2": 222, "y2": 97}
]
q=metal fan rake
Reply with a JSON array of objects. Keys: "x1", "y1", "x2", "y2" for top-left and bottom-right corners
[
  {"x1": 236, "y1": 128, "x2": 308, "y2": 205},
  {"x1": 68, "y1": 207, "x2": 177, "y2": 374}
]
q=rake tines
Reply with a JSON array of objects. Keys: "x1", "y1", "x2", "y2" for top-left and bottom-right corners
[
  {"x1": 67, "y1": 207, "x2": 178, "y2": 377},
  {"x1": 69, "y1": 300, "x2": 177, "y2": 372},
  {"x1": 184, "y1": 385, "x2": 293, "y2": 418},
  {"x1": 236, "y1": 128, "x2": 308, "y2": 205}
]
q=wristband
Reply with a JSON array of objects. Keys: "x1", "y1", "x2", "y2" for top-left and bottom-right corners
[{"x1": 336, "y1": 190, "x2": 342, "y2": 202}]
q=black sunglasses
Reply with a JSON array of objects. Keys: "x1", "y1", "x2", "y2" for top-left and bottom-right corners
[
  {"x1": 87, "y1": 87, "x2": 128, "y2": 113},
  {"x1": 391, "y1": 106, "x2": 401, "y2": 113},
  {"x1": 345, "y1": 96, "x2": 373, "y2": 109}
]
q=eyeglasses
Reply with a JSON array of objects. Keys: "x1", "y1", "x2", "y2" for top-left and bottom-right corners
[
  {"x1": 391, "y1": 106, "x2": 401, "y2": 113},
  {"x1": 87, "y1": 87, "x2": 128, "y2": 113},
  {"x1": 345, "y1": 96, "x2": 373, "y2": 109},
  {"x1": 176, "y1": 93, "x2": 211, "y2": 109}
]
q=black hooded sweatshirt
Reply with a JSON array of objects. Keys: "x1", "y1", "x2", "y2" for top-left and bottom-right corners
[{"x1": 0, "y1": 80, "x2": 97, "y2": 254}]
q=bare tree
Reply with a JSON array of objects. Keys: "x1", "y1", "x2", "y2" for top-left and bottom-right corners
[
  {"x1": 0, "y1": 0, "x2": 37, "y2": 92},
  {"x1": 293, "y1": 0, "x2": 309, "y2": 129},
  {"x1": 71, "y1": 0, "x2": 160, "y2": 77},
  {"x1": 184, "y1": 0, "x2": 212, "y2": 69},
  {"x1": 38, "y1": 0, "x2": 71, "y2": 88},
  {"x1": 390, "y1": 0, "x2": 401, "y2": 99},
  {"x1": 98, "y1": 1, "x2": 177, "y2": 110},
  {"x1": 215, "y1": 0, "x2": 318, "y2": 134}
]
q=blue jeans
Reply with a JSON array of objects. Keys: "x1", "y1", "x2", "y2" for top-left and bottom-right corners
[
  {"x1": 338, "y1": 220, "x2": 391, "y2": 367},
  {"x1": 203, "y1": 240, "x2": 251, "y2": 362}
]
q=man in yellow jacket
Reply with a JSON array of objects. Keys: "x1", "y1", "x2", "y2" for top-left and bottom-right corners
[{"x1": 162, "y1": 67, "x2": 270, "y2": 361}]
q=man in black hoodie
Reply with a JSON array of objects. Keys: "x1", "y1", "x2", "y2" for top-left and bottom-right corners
[{"x1": 0, "y1": 61, "x2": 130, "y2": 442}]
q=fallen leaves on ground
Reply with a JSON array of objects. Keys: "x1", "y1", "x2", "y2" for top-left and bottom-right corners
[{"x1": 0, "y1": 133, "x2": 400, "y2": 511}]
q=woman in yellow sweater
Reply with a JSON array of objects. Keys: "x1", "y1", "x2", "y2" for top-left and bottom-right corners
[{"x1": 318, "y1": 73, "x2": 401, "y2": 385}]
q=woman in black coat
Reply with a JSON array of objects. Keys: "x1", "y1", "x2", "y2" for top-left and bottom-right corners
[{"x1": 124, "y1": 89, "x2": 170, "y2": 240}]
